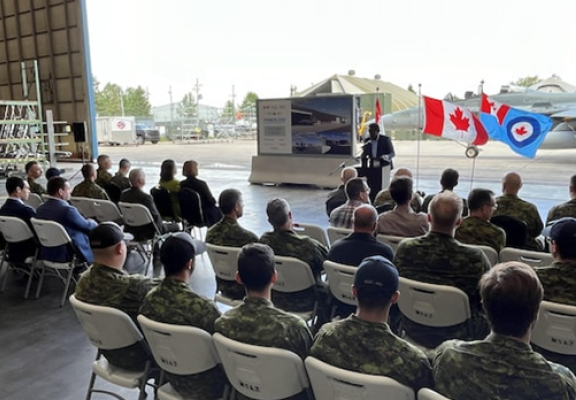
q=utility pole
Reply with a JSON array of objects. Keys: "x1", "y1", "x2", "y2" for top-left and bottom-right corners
[
  {"x1": 169, "y1": 86, "x2": 174, "y2": 141},
  {"x1": 230, "y1": 85, "x2": 237, "y2": 138},
  {"x1": 193, "y1": 78, "x2": 202, "y2": 122},
  {"x1": 119, "y1": 87, "x2": 125, "y2": 116}
]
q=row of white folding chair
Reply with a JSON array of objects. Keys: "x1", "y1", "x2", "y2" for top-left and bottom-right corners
[
  {"x1": 69, "y1": 197, "x2": 123, "y2": 223},
  {"x1": 24, "y1": 192, "x2": 43, "y2": 209}
]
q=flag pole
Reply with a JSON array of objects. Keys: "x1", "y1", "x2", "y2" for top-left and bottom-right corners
[
  {"x1": 469, "y1": 80, "x2": 484, "y2": 191},
  {"x1": 416, "y1": 83, "x2": 422, "y2": 191}
]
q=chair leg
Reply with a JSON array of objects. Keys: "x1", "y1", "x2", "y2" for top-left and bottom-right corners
[
  {"x1": 23, "y1": 257, "x2": 38, "y2": 299},
  {"x1": 0, "y1": 253, "x2": 10, "y2": 293},
  {"x1": 85, "y1": 371, "x2": 97, "y2": 400},
  {"x1": 60, "y1": 264, "x2": 75, "y2": 307},
  {"x1": 35, "y1": 262, "x2": 46, "y2": 299}
]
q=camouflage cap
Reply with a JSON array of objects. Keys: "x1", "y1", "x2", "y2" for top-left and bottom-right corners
[
  {"x1": 160, "y1": 232, "x2": 206, "y2": 267},
  {"x1": 543, "y1": 217, "x2": 576, "y2": 249},
  {"x1": 89, "y1": 222, "x2": 133, "y2": 249},
  {"x1": 354, "y1": 255, "x2": 399, "y2": 297}
]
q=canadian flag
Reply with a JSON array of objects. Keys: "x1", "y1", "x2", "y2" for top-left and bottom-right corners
[
  {"x1": 480, "y1": 93, "x2": 510, "y2": 124},
  {"x1": 423, "y1": 96, "x2": 488, "y2": 145},
  {"x1": 375, "y1": 98, "x2": 382, "y2": 125}
]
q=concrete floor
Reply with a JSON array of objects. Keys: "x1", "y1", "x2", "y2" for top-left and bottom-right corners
[{"x1": 0, "y1": 138, "x2": 574, "y2": 399}]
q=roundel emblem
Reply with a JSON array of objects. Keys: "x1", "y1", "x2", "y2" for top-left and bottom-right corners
[
  {"x1": 505, "y1": 116, "x2": 540, "y2": 148},
  {"x1": 117, "y1": 121, "x2": 126, "y2": 130}
]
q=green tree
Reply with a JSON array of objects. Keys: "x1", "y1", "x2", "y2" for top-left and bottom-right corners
[
  {"x1": 511, "y1": 75, "x2": 539, "y2": 87},
  {"x1": 222, "y1": 100, "x2": 235, "y2": 121},
  {"x1": 178, "y1": 92, "x2": 197, "y2": 118},
  {"x1": 94, "y1": 82, "x2": 123, "y2": 116},
  {"x1": 123, "y1": 86, "x2": 151, "y2": 116},
  {"x1": 407, "y1": 84, "x2": 416, "y2": 93},
  {"x1": 240, "y1": 91, "x2": 258, "y2": 109}
]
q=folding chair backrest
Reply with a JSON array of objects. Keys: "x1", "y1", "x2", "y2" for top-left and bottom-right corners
[
  {"x1": 213, "y1": 333, "x2": 310, "y2": 400},
  {"x1": 490, "y1": 215, "x2": 528, "y2": 248},
  {"x1": 178, "y1": 188, "x2": 204, "y2": 227},
  {"x1": 150, "y1": 186, "x2": 176, "y2": 220},
  {"x1": 322, "y1": 260, "x2": 357, "y2": 307},
  {"x1": 471, "y1": 245, "x2": 499, "y2": 267},
  {"x1": 25, "y1": 192, "x2": 43, "y2": 209},
  {"x1": 305, "y1": 357, "x2": 415, "y2": 400},
  {"x1": 326, "y1": 227, "x2": 352, "y2": 245},
  {"x1": 118, "y1": 202, "x2": 156, "y2": 228},
  {"x1": 398, "y1": 277, "x2": 471, "y2": 327},
  {"x1": 293, "y1": 223, "x2": 330, "y2": 248},
  {"x1": 137, "y1": 315, "x2": 220, "y2": 375},
  {"x1": 273, "y1": 256, "x2": 316, "y2": 293},
  {"x1": 69, "y1": 294, "x2": 143, "y2": 350},
  {"x1": 206, "y1": 243, "x2": 241, "y2": 282},
  {"x1": 376, "y1": 234, "x2": 405, "y2": 252},
  {"x1": 69, "y1": 197, "x2": 97, "y2": 219},
  {"x1": 30, "y1": 217, "x2": 72, "y2": 248},
  {"x1": 499, "y1": 247, "x2": 553, "y2": 268},
  {"x1": 531, "y1": 300, "x2": 576, "y2": 355},
  {"x1": 92, "y1": 199, "x2": 123, "y2": 223},
  {"x1": 0, "y1": 216, "x2": 35, "y2": 242},
  {"x1": 418, "y1": 388, "x2": 452, "y2": 400}
]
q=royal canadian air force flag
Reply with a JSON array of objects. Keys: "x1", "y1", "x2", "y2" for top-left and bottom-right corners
[
  {"x1": 480, "y1": 93, "x2": 553, "y2": 158},
  {"x1": 422, "y1": 96, "x2": 488, "y2": 145}
]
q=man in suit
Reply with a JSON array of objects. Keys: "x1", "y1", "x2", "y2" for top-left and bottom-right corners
[
  {"x1": 36, "y1": 177, "x2": 98, "y2": 263},
  {"x1": 360, "y1": 123, "x2": 395, "y2": 202},
  {"x1": 0, "y1": 176, "x2": 37, "y2": 263}
]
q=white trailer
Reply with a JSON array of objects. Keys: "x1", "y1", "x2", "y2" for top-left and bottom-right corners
[{"x1": 96, "y1": 116, "x2": 137, "y2": 145}]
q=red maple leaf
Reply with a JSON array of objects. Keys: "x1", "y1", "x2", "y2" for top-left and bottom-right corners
[
  {"x1": 515, "y1": 125, "x2": 528, "y2": 135},
  {"x1": 450, "y1": 107, "x2": 470, "y2": 131}
]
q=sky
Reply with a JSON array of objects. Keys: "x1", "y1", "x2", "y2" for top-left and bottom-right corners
[{"x1": 85, "y1": 0, "x2": 576, "y2": 109}]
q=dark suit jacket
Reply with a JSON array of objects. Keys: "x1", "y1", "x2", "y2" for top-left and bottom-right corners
[
  {"x1": 120, "y1": 187, "x2": 164, "y2": 240},
  {"x1": 180, "y1": 177, "x2": 216, "y2": 208},
  {"x1": 0, "y1": 198, "x2": 37, "y2": 262},
  {"x1": 361, "y1": 135, "x2": 395, "y2": 169},
  {"x1": 36, "y1": 198, "x2": 97, "y2": 263},
  {"x1": 325, "y1": 185, "x2": 346, "y2": 217}
]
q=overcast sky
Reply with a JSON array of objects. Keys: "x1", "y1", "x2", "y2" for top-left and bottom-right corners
[{"x1": 85, "y1": 0, "x2": 576, "y2": 108}]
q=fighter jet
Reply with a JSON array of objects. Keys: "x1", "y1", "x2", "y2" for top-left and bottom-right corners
[{"x1": 378, "y1": 91, "x2": 576, "y2": 150}]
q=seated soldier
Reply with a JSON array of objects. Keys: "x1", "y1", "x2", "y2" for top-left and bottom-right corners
[
  {"x1": 311, "y1": 256, "x2": 432, "y2": 391},
  {"x1": 434, "y1": 262, "x2": 576, "y2": 400},
  {"x1": 110, "y1": 158, "x2": 131, "y2": 191},
  {"x1": 25, "y1": 160, "x2": 45, "y2": 195},
  {"x1": 547, "y1": 174, "x2": 576, "y2": 223},
  {"x1": 71, "y1": 163, "x2": 110, "y2": 200},
  {"x1": 139, "y1": 232, "x2": 227, "y2": 400},
  {"x1": 95, "y1": 154, "x2": 113, "y2": 187},
  {"x1": 373, "y1": 167, "x2": 423, "y2": 212},
  {"x1": 421, "y1": 168, "x2": 468, "y2": 216}
]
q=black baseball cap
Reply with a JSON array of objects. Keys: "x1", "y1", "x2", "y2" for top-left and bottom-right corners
[
  {"x1": 160, "y1": 232, "x2": 206, "y2": 268},
  {"x1": 543, "y1": 217, "x2": 576, "y2": 249},
  {"x1": 354, "y1": 255, "x2": 399, "y2": 298},
  {"x1": 89, "y1": 222, "x2": 133, "y2": 249}
]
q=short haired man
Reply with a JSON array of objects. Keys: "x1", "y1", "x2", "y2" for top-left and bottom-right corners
[
  {"x1": 25, "y1": 160, "x2": 45, "y2": 195},
  {"x1": 206, "y1": 188, "x2": 258, "y2": 300},
  {"x1": 329, "y1": 177, "x2": 370, "y2": 229},
  {"x1": 311, "y1": 256, "x2": 433, "y2": 391},
  {"x1": 394, "y1": 192, "x2": 491, "y2": 347},
  {"x1": 0, "y1": 176, "x2": 37, "y2": 263},
  {"x1": 433, "y1": 262, "x2": 576, "y2": 400},
  {"x1": 547, "y1": 174, "x2": 576, "y2": 223},
  {"x1": 260, "y1": 198, "x2": 328, "y2": 312},
  {"x1": 110, "y1": 158, "x2": 131, "y2": 191},
  {"x1": 455, "y1": 188, "x2": 506, "y2": 252},
  {"x1": 377, "y1": 176, "x2": 429, "y2": 237},
  {"x1": 95, "y1": 154, "x2": 113, "y2": 187},
  {"x1": 36, "y1": 177, "x2": 98, "y2": 263},
  {"x1": 75, "y1": 222, "x2": 159, "y2": 371},
  {"x1": 493, "y1": 171, "x2": 544, "y2": 251},
  {"x1": 325, "y1": 167, "x2": 357, "y2": 217},
  {"x1": 215, "y1": 243, "x2": 312, "y2": 361},
  {"x1": 373, "y1": 167, "x2": 423, "y2": 212},
  {"x1": 71, "y1": 164, "x2": 110, "y2": 200},
  {"x1": 421, "y1": 168, "x2": 468, "y2": 216},
  {"x1": 139, "y1": 233, "x2": 227, "y2": 400}
]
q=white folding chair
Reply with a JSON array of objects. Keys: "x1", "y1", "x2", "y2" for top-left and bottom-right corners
[
  {"x1": 322, "y1": 260, "x2": 357, "y2": 318},
  {"x1": 213, "y1": 333, "x2": 312, "y2": 400},
  {"x1": 273, "y1": 255, "x2": 318, "y2": 324},
  {"x1": 69, "y1": 295, "x2": 156, "y2": 400},
  {"x1": 31, "y1": 217, "x2": 85, "y2": 307},
  {"x1": 498, "y1": 247, "x2": 553, "y2": 268},
  {"x1": 376, "y1": 234, "x2": 405, "y2": 253},
  {"x1": 0, "y1": 216, "x2": 38, "y2": 299},
  {"x1": 206, "y1": 244, "x2": 243, "y2": 307},
  {"x1": 24, "y1": 192, "x2": 43, "y2": 209},
  {"x1": 418, "y1": 388, "x2": 452, "y2": 400},
  {"x1": 531, "y1": 300, "x2": 576, "y2": 356},
  {"x1": 398, "y1": 277, "x2": 472, "y2": 348},
  {"x1": 472, "y1": 245, "x2": 499, "y2": 267},
  {"x1": 137, "y1": 315, "x2": 230, "y2": 400},
  {"x1": 69, "y1": 197, "x2": 97, "y2": 219},
  {"x1": 92, "y1": 199, "x2": 123, "y2": 223},
  {"x1": 305, "y1": 356, "x2": 415, "y2": 400},
  {"x1": 293, "y1": 222, "x2": 330, "y2": 248},
  {"x1": 326, "y1": 226, "x2": 352, "y2": 245}
]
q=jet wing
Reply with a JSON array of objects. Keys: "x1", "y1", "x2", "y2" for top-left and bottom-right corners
[{"x1": 551, "y1": 108, "x2": 576, "y2": 119}]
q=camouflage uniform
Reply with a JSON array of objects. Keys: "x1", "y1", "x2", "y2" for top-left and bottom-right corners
[
  {"x1": 139, "y1": 278, "x2": 227, "y2": 399},
  {"x1": 110, "y1": 173, "x2": 130, "y2": 191},
  {"x1": 259, "y1": 229, "x2": 328, "y2": 312},
  {"x1": 27, "y1": 176, "x2": 45, "y2": 196},
  {"x1": 433, "y1": 333, "x2": 576, "y2": 400},
  {"x1": 494, "y1": 194, "x2": 544, "y2": 251},
  {"x1": 71, "y1": 180, "x2": 110, "y2": 200},
  {"x1": 455, "y1": 216, "x2": 507, "y2": 252},
  {"x1": 206, "y1": 216, "x2": 258, "y2": 300},
  {"x1": 422, "y1": 191, "x2": 469, "y2": 216},
  {"x1": 374, "y1": 189, "x2": 423, "y2": 213},
  {"x1": 96, "y1": 168, "x2": 113, "y2": 187},
  {"x1": 547, "y1": 199, "x2": 576, "y2": 224},
  {"x1": 310, "y1": 315, "x2": 433, "y2": 391},
  {"x1": 394, "y1": 231, "x2": 491, "y2": 348},
  {"x1": 75, "y1": 263, "x2": 160, "y2": 371}
]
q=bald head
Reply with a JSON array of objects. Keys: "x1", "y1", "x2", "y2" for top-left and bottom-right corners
[
  {"x1": 502, "y1": 172, "x2": 522, "y2": 195},
  {"x1": 353, "y1": 205, "x2": 378, "y2": 233},
  {"x1": 128, "y1": 168, "x2": 145, "y2": 188},
  {"x1": 429, "y1": 192, "x2": 463, "y2": 234},
  {"x1": 393, "y1": 168, "x2": 413, "y2": 179},
  {"x1": 341, "y1": 167, "x2": 358, "y2": 184}
]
